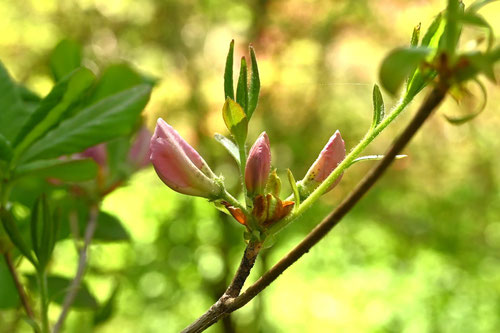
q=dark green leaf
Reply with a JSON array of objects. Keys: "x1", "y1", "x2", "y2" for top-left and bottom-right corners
[
  {"x1": 27, "y1": 274, "x2": 98, "y2": 309},
  {"x1": 410, "y1": 23, "x2": 421, "y2": 47},
  {"x1": 88, "y1": 64, "x2": 146, "y2": 104},
  {"x1": 21, "y1": 84, "x2": 151, "y2": 162},
  {"x1": 236, "y1": 57, "x2": 248, "y2": 113},
  {"x1": 0, "y1": 259, "x2": 20, "y2": 308},
  {"x1": 14, "y1": 158, "x2": 98, "y2": 182},
  {"x1": 222, "y1": 98, "x2": 248, "y2": 146},
  {"x1": 247, "y1": 45, "x2": 261, "y2": 119},
  {"x1": 214, "y1": 133, "x2": 240, "y2": 165},
  {"x1": 12, "y1": 68, "x2": 95, "y2": 164},
  {"x1": 0, "y1": 209, "x2": 37, "y2": 266},
  {"x1": 92, "y1": 211, "x2": 130, "y2": 242},
  {"x1": 0, "y1": 62, "x2": 32, "y2": 141},
  {"x1": 30, "y1": 195, "x2": 55, "y2": 270},
  {"x1": 224, "y1": 40, "x2": 235, "y2": 100},
  {"x1": 50, "y1": 40, "x2": 83, "y2": 82},
  {"x1": 0, "y1": 133, "x2": 12, "y2": 162},
  {"x1": 380, "y1": 47, "x2": 432, "y2": 95},
  {"x1": 371, "y1": 84, "x2": 385, "y2": 128}
]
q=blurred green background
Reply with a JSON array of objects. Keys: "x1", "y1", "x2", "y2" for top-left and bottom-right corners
[{"x1": 1, "y1": 0, "x2": 500, "y2": 332}]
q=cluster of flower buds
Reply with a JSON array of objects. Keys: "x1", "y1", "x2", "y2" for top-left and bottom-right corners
[{"x1": 149, "y1": 41, "x2": 346, "y2": 233}]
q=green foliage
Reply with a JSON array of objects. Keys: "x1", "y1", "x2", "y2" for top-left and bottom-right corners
[
  {"x1": 236, "y1": 57, "x2": 248, "y2": 113},
  {"x1": 93, "y1": 211, "x2": 130, "y2": 242},
  {"x1": 49, "y1": 39, "x2": 83, "y2": 82},
  {"x1": 0, "y1": 209, "x2": 37, "y2": 266},
  {"x1": 224, "y1": 40, "x2": 235, "y2": 100},
  {"x1": 0, "y1": 260, "x2": 19, "y2": 309},
  {"x1": 214, "y1": 133, "x2": 240, "y2": 165},
  {"x1": 222, "y1": 97, "x2": 248, "y2": 146},
  {"x1": 371, "y1": 84, "x2": 385, "y2": 128},
  {"x1": 14, "y1": 158, "x2": 98, "y2": 182},
  {"x1": 30, "y1": 195, "x2": 59, "y2": 271}
]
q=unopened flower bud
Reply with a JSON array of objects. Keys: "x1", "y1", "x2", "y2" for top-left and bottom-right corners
[
  {"x1": 245, "y1": 132, "x2": 271, "y2": 196},
  {"x1": 299, "y1": 130, "x2": 345, "y2": 197},
  {"x1": 150, "y1": 118, "x2": 221, "y2": 198}
]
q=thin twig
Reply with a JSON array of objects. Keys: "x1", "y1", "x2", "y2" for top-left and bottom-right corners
[
  {"x1": 181, "y1": 239, "x2": 263, "y2": 333},
  {"x1": 52, "y1": 204, "x2": 99, "y2": 333},
  {"x1": 183, "y1": 86, "x2": 447, "y2": 332},
  {"x1": 3, "y1": 252, "x2": 36, "y2": 321}
]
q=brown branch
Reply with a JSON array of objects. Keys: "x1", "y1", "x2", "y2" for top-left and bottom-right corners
[
  {"x1": 181, "y1": 239, "x2": 263, "y2": 333},
  {"x1": 3, "y1": 252, "x2": 36, "y2": 321},
  {"x1": 182, "y1": 86, "x2": 447, "y2": 332},
  {"x1": 52, "y1": 204, "x2": 99, "y2": 333}
]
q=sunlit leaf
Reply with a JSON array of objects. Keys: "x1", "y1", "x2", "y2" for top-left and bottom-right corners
[
  {"x1": 371, "y1": 84, "x2": 385, "y2": 128},
  {"x1": 287, "y1": 169, "x2": 300, "y2": 209},
  {"x1": 222, "y1": 97, "x2": 248, "y2": 146},
  {"x1": 410, "y1": 23, "x2": 421, "y2": 47},
  {"x1": 224, "y1": 40, "x2": 235, "y2": 100}
]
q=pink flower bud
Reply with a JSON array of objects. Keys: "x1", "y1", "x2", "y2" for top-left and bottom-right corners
[
  {"x1": 245, "y1": 132, "x2": 271, "y2": 196},
  {"x1": 80, "y1": 144, "x2": 108, "y2": 169},
  {"x1": 150, "y1": 118, "x2": 221, "y2": 198},
  {"x1": 300, "y1": 130, "x2": 345, "y2": 196},
  {"x1": 128, "y1": 126, "x2": 152, "y2": 169}
]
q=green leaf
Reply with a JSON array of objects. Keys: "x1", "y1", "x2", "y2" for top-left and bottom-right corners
[
  {"x1": 461, "y1": 51, "x2": 496, "y2": 82},
  {"x1": 93, "y1": 285, "x2": 120, "y2": 326},
  {"x1": 92, "y1": 211, "x2": 130, "y2": 242},
  {"x1": 14, "y1": 158, "x2": 98, "y2": 182},
  {"x1": 0, "y1": 62, "x2": 32, "y2": 141},
  {"x1": 466, "y1": 0, "x2": 499, "y2": 13},
  {"x1": 421, "y1": 13, "x2": 444, "y2": 47},
  {"x1": 30, "y1": 195, "x2": 57, "y2": 271},
  {"x1": 224, "y1": 40, "x2": 235, "y2": 100},
  {"x1": 50, "y1": 40, "x2": 83, "y2": 82},
  {"x1": 236, "y1": 57, "x2": 248, "y2": 113},
  {"x1": 0, "y1": 259, "x2": 20, "y2": 309},
  {"x1": 380, "y1": 47, "x2": 432, "y2": 95},
  {"x1": 459, "y1": 12, "x2": 494, "y2": 50},
  {"x1": 0, "y1": 133, "x2": 12, "y2": 162},
  {"x1": 214, "y1": 133, "x2": 240, "y2": 165},
  {"x1": 441, "y1": 0, "x2": 464, "y2": 56},
  {"x1": 222, "y1": 98, "x2": 248, "y2": 146},
  {"x1": 12, "y1": 68, "x2": 95, "y2": 164},
  {"x1": 287, "y1": 169, "x2": 300, "y2": 209},
  {"x1": 88, "y1": 64, "x2": 146, "y2": 104},
  {"x1": 0, "y1": 209, "x2": 37, "y2": 266},
  {"x1": 247, "y1": 45, "x2": 261, "y2": 119},
  {"x1": 21, "y1": 84, "x2": 151, "y2": 162},
  {"x1": 371, "y1": 84, "x2": 385, "y2": 128},
  {"x1": 27, "y1": 274, "x2": 98, "y2": 309},
  {"x1": 410, "y1": 23, "x2": 421, "y2": 47},
  {"x1": 347, "y1": 154, "x2": 407, "y2": 167}
]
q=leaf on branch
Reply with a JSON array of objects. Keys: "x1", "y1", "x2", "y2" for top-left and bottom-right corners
[
  {"x1": 214, "y1": 133, "x2": 240, "y2": 165},
  {"x1": 222, "y1": 97, "x2": 248, "y2": 146},
  {"x1": 236, "y1": 57, "x2": 248, "y2": 114},
  {"x1": 224, "y1": 40, "x2": 235, "y2": 100},
  {"x1": 371, "y1": 84, "x2": 385, "y2": 128},
  {"x1": 247, "y1": 45, "x2": 261, "y2": 119}
]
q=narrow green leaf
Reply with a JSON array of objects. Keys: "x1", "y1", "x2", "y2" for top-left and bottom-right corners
[
  {"x1": 14, "y1": 158, "x2": 99, "y2": 182},
  {"x1": 371, "y1": 84, "x2": 385, "y2": 128},
  {"x1": 380, "y1": 47, "x2": 432, "y2": 95},
  {"x1": 441, "y1": 0, "x2": 464, "y2": 56},
  {"x1": 224, "y1": 40, "x2": 235, "y2": 100},
  {"x1": 12, "y1": 68, "x2": 95, "y2": 164},
  {"x1": 222, "y1": 97, "x2": 248, "y2": 146},
  {"x1": 347, "y1": 154, "x2": 407, "y2": 167},
  {"x1": 410, "y1": 23, "x2": 421, "y2": 47},
  {"x1": 21, "y1": 84, "x2": 151, "y2": 162},
  {"x1": 92, "y1": 211, "x2": 130, "y2": 242},
  {"x1": 287, "y1": 169, "x2": 300, "y2": 210},
  {"x1": 467, "y1": 0, "x2": 499, "y2": 13},
  {"x1": 0, "y1": 209, "x2": 37, "y2": 266},
  {"x1": 93, "y1": 285, "x2": 120, "y2": 326},
  {"x1": 0, "y1": 62, "x2": 31, "y2": 141},
  {"x1": 49, "y1": 40, "x2": 83, "y2": 81},
  {"x1": 421, "y1": 13, "x2": 444, "y2": 47},
  {"x1": 214, "y1": 133, "x2": 240, "y2": 165},
  {"x1": 247, "y1": 45, "x2": 261, "y2": 119},
  {"x1": 31, "y1": 195, "x2": 54, "y2": 271},
  {"x1": 27, "y1": 274, "x2": 98, "y2": 309},
  {"x1": 236, "y1": 57, "x2": 248, "y2": 113}
]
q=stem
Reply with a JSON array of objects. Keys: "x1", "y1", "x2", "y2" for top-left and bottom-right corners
[
  {"x1": 181, "y1": 238, "x2": 263, "y2": 333},
  {"x1": 271, "y1": 94, "x2": 413, "y2": 234},
  {"x1": 52, "y1": 204, "x2": 99, "y2": 333},
  {"x1": 37, "y1": 270, "x2": 49, "y2": 333},
  {"x1": 222, "y1": 190, "x2": 248, "y2": 215},
  {"x1": 3, "y1": 253, "x2": 37, "y2": 324},
  {"x1": 237, "y1": 144, "x2": 250, "y2": 208},
  {"x1": 183, "y1": 86, "x2": 447, "y2": 332}
]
